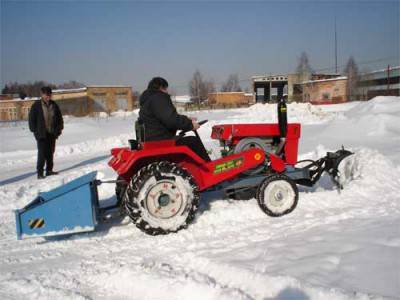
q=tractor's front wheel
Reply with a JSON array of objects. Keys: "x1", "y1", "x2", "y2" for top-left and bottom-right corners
[
  {"x1": 124, "y1": 161, "x2": 200, "y2": 235},
  {"x1": 256, "y1": 174, "x2": 298, "y2": 217}
]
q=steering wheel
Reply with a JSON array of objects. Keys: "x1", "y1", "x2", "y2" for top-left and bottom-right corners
[{"x1": 178, "y1": 120, "x2": 208, "y2": 137}]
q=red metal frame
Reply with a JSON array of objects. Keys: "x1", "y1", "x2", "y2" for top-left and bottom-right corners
[
  {"x1": 211, "y1": 123, "x2": 301, "y2": 165},
  {"x1": 109, "y1": 123, "x2": 301, "y2": 192},
  {"x1": 109, "y1": 140, "x2": 265, "y2": 191}
]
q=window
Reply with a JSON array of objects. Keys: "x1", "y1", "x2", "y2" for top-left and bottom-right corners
[
  {"x1": 6, "y1": 107, "x2": 18, "y2": 120},
  {"x1": 22, "y1": 107, "x2": 30, "y2": 119},
  {"x1": 322, "y1": 93, "x2": 330, "y2": 100},
  {"x1": 92, "y1": 92, "x2": 106, "y2": 97},
  {"x1": 116, "y1": 98, "x2": 128, "y2": 110}
]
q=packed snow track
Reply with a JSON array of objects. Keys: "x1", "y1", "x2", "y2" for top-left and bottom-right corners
[{"x1": 1, "y1": 97, "x2": 399, "y2": 300}]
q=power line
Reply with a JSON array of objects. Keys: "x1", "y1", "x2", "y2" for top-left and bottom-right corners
[
  {"x1": 313, "y1": 56, "x2": 398, "y2": 73},
  {"x1": 168, "y1": 56, "x2": 399, "y2": 91}
]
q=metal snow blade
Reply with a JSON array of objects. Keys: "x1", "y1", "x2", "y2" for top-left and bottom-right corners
[
  {"x1": 15, "y1": 172, "x2": 100, "y2": 240},
  {"x1": 326, "y1": 148, "x2": 356, "y2": 190},
  {"x1": 295, "y1": 148, "x2": 354, "y2": 190}
]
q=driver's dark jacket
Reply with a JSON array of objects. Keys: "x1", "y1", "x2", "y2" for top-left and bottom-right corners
[{"x1": 139, "y1": 89, "x2": 193, "y2": 141}]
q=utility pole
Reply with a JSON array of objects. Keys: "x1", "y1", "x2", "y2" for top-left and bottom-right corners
[
  {"x1": 335, "y1": 14, "x2": 338, "y2": 74},
  {"x1": 197, "y1": 80, "x2": 200, "y2": 110}
]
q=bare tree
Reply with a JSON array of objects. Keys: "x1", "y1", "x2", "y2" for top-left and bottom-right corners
[
  {"x1": 296, "y1": 51, "x2": 313, "y2": 81},
  {"x1": 221, "y1": 74, "x2": 242, "y2": 92},
  {"x1": 1, "y1": 84, "x2": 10, "y2": 94},
  {"x1": 344, "y1": 56, "x2": 360, "y2": 101},
  {"x1": 57, "y1": 80, "x2": 86, "y2": 89},
  {"x1": 189, "y1": 70, "x2": 203, "y2": 105},
  {"x1": 189, "y1": 70, "x2": 215, "y2": 105},
  {"x1": 358, "y1": 67, "x2": 371, "y2": 101},
  {"x1": 205, "y1": 79, "x2": 216, "y2": 97},
  {"x1": 2, "y1": 81, "x2": 57, "y2": 98},
  {"x1": 2, "y1": 80, "x2": 85, "y2": 98}
]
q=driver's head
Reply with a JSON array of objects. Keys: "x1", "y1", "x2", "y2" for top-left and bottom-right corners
[{"x1": 148, "y1": 77, "x2": 168, "y2": 93}]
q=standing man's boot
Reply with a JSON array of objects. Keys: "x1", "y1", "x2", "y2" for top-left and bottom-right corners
[
  {"x1": 37, "y1": 172, "x2": 45, "y2": 179},
  {"x1": 46, "y1": 171, "x2": 59, "y2": 176}
]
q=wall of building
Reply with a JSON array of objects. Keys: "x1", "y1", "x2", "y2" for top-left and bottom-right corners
[
  {"x1": 302, "y1": 79, "x2": 348, "y2": 104},
  {"x1": 0, "y1": 94, "x2": 14, "y2": 101},
  {"x1": 0, "y1": 99, "x2": 36, "y2": 121},
  {"x1": 287, "y1": 74, "x2": 305, "y2": 102},
  {"x1": 87, "y1": 86, "x2": 133, "y2": 114},
  {"x1": 358, "y1": 66, "x2": 400, "y2": 100},
  {"x1": 208, "y1": 92, "x2": 253, "y2": 106},
  {"x1": 0, "y1": 86, "x2": 134, "y2": 121},
  {"x1": 287, "y1": 73, "x2": 341, "y2": 103},
  {"x1": 252, "y1": 75, "x2": 288, "y2": 103},
  {"x1": 57, "y1": 97, "x2": 89, "y2": 117}
]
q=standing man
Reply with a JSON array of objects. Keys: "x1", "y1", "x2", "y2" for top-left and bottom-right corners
[{"x1": 29, "y1": 86, "x2": 64, "y2": 179}]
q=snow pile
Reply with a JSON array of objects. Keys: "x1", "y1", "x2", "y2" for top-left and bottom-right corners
[
  {"x1": 344, "y1": 96, "x2": 400, "y2": 136},
  {"x1": 0, "y1": 96, "x2": 399, "y2": 299},
  {"x1": 245, "y1": 102, "x2": 338, "y2": 124},
  {"x1": 300, "y1": 96, "x2": 400, "y2": 164}
]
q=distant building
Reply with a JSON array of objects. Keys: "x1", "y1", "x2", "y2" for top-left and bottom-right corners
[
  {"x1": 208, "y1": 92, "x2": 254, "y2": 106},
  {"x1": 170, "y1": 95, "x2": 192, "y2": 112},
  {"x1": 252, "y1": 75, "x2": 288, "y2": 103},
  {"x1": 171, "y1": 95, "x2": 192, "y2": 106},
  {"x1": 302, "y1": 76, "x2": 348, "y2": 104},
  {"x1": 252, "y1": 73, "x2": 342, "y2": 103},
  {"x1": 358, "y1": 66, "x2": 400, "y2": 100},
  {"x1": 287, "y1": 73, "x2": 341, "y2": 103},
  {"x1": 0, "y1": 86, "x2": 134, "y2": 121},
  {"x1": 0, "y1": 94, "x2": 14, "y2": 101},
  {"x1": 86, "y1": 86, "x2": 133, "y2": 114}
]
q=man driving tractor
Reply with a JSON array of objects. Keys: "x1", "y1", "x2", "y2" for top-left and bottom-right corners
[{"x1": 139, "y1": 77, "x2": 210, "y2": 161}]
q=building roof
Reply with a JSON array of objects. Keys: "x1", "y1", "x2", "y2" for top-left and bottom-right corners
[
  {"x1": 171, "y1": 95, "x2": 192, "y2": 103},
  {"x1": 87, "y1": 85, "x2": 132, "y2": 88},
  {"x1": 209, "y1": 91, "x2": 247, "y2": 94},
  {"x1": 252, "y1": 75, "x2": 288, "y2": 82},
  {"x1": 53, "y1": 87, "x2": 87, "y2": 94},
  {"x1": 363, "y1": 65, "x2": 400, "y2": 75},
  {"x1": 302, "y1": 76, "x2": 348, "y2": 85},
  {"x1": 1, "y1": 97, "x2": 40, "y2": 103}
]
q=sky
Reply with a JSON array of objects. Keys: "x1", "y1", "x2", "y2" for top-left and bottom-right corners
[{"x1": 1, "y1": 0, "x2": 399, "y2": 94}]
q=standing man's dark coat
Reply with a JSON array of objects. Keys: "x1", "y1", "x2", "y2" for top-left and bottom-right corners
[{"x1": 29, "y1": 100, "x2": 63, "y2": 140}]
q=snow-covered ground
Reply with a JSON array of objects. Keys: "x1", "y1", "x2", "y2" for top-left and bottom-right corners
[{"x1": 0, "y1": 97, "x2": 399, "y2": 300}]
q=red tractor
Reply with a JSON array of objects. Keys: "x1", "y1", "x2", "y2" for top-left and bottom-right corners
[{"x1": 109, "y1": 101, "x2": 352, "y2": 235}]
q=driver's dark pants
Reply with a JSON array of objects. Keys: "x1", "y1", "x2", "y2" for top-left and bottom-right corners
[{"x1": 176, "y1": 136, "x2": 211, "y2": 162}]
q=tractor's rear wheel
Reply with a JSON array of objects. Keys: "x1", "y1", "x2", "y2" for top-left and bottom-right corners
[
  {"x1": 124, "y1": 161, "x2": 200, "y2": 235},
  {"x1": 256, "y1": 174, "x2": 298, "y2": 217}
]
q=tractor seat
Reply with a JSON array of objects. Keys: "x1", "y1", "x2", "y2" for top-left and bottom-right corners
[{"x1": 128, "y1": 120, "x2": 145, "y2": 150}]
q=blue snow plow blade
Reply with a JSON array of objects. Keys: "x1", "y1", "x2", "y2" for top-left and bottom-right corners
[{"x1": 15, "y1": 171, "x2": 99, "y2": 240}]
